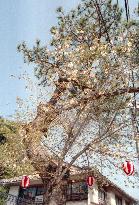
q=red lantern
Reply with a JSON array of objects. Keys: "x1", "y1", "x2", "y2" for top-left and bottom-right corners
[
  {"x1": 86, "y1": 176, "x2": 95, "y2": 186},
  {"x1": 122, "y1": 161, "x2": 134, "y2": 176},
  {"x1": 21, "y1": 176, "x2": 30, "y2": 188}
]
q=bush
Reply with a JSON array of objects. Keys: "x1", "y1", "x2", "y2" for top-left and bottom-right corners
[{"x1": 0, "y1": 186, "x2": 8, "y2": 205}]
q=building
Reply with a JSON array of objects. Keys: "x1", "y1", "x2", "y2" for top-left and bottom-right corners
[{"x1": 0, "y1": 167, "x2": 137, "y2": 205}]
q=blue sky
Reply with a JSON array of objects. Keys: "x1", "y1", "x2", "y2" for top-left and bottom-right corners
[
  {"x1": 0, "y1": 0, "x2": 81, "y2": 118},
  {"x1": 0, "y1": 0, "x2": 139, "y2": 199}
]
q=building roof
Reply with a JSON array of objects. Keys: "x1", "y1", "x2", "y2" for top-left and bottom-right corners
[
  {"x1": 0, "y1": 174, "x2": 40, "y2": 186},
  {"x1": 0, "y1": 166, "x2": 137, "y2": 203},
  {"x1": 70, "y1": 168, "x2": 138, "y2": 203}
]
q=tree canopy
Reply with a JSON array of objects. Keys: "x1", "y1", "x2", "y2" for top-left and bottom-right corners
[
  {"x1": 0, "y1": 117, "x2": 34, "y2": 179},
  {"x1": 2, "y1": 0, "x2": 139, "y2": 204}
]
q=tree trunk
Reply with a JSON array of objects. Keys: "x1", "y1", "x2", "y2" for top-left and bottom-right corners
[{"x1": 43, "y1": 180, "x2": 67, "y2": 205}]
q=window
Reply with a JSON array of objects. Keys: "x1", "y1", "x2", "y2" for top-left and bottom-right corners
[
  {"x1": 99, "y1": 189, "x2": 107, "y2": 204},
  {"x1": 36, "y1": 186, "x2": 45, "y2": 196},
  {"x1": 19, "y1": 186, "x2": 46, "y2": 201},
  {"x1": 80, "y1": 182, "x2": 88, "y2": 194},
  {"x1": 19, "y1": 182, "x2": 88, "y2": 202},
  {"x1": 115, "y1": 195, "x2": 122, "y2": 205},
  {"x1": 19, "y1": 187, "x2": 37, "y2": 200},
  {"x1": 72, "y1": 181, "x2": 88, "y2": 194},
  {"x1": 99, "y1": 189, "x2": 106, "y2": 200},
  {"x1": 67, "y1": 183, "x2": 72, "y2": 198},
  {"x1": 66, "y1": 181, "x2": 88, "y2": 201}
]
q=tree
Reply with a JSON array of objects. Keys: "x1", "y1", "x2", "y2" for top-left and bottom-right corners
[
  {"x1": 17, "y1": 0, "x2": 139, "y2": 204},
  {"x1": 0, "y1": 186, "x2": 8, "y2": 205},
  {"x1": 0, "y1": 117, "x2": 34, "y2": 179},
  {"x1": 0, "y1": 118, "x2": 35, "y2": 205}
]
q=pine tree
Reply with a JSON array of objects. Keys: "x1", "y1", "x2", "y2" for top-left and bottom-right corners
[{"x1": 17, "y1": 0, "x2": 139, "y2": 204}]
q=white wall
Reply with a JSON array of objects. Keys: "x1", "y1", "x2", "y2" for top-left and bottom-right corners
[
  {"x1": 88, "y1": 183, "x2": 99, "y2": 205},
  {"x1": 6, "y1": 186, "x2": 19, "y2": 205},
  {"x1": 122, "y1": 199, "x2": 126, "y2": 205},
  {"x1": 107, "y1": 189, "x2": 134, "y2": 205},
  {"x1": 107, "y1": 191, "x2": 116, "y2": 205}
]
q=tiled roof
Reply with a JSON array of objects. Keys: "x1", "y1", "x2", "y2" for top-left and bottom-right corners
[
  {"x1": 0, "y1": 174, "x2": 41, "y2": 185},
  {"x1": 0, "y1": 167, "x2": 137, "y2": 203}
]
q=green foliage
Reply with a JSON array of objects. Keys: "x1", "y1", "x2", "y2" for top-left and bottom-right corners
[
  {"x1": 0, "y1": 117, "x2": 18, "y2": 135},
  {"x1": 0, "y1": 118, "x2": 34, "y2": 179},
  {"x1": 0, "y1": 118, "x2": 19, "y2": 178},
  {"x1": 0, "y1": 186, "x2": 8, "y2": 205},
  {"x1": 17, "y1": 0, "x2": 124, "y2": 85}
]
